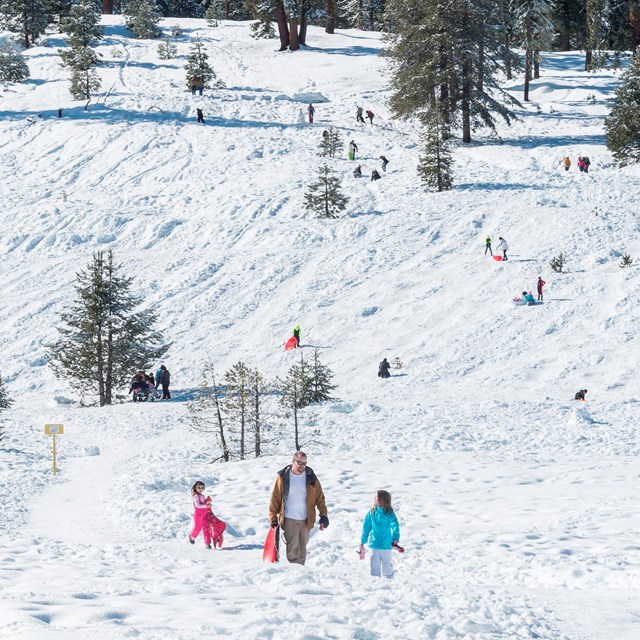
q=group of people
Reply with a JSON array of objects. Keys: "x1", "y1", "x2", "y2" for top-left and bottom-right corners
[
  {"x1": 129, "y1": 364, "x2": 171, "y2": 401},
  {"x1": 484, "y1": 235, "x2": 509, "y2": 260},
  {"x1": 190, "y1": 451, "x2": 402, "y2": 579},
  {"x1": 355, "y1": 106, "x2": 375, "y2": 124},
  {"x1": 562, "y1": 155, "x2": 591, "y2": 173}
]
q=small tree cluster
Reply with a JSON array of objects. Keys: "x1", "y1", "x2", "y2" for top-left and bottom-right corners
[
  {"x1": 0, "y1": 0, "x2": 49, "y2": 48},
  {"x1": 620, "y1": 253, "x2": 634, "y2": 268},
  {"x1": 250, "y1": 4, "x2": 275, "y2": 40},
  {"x1": 0, "y1": 40, "x2": 30, "y2": 84},
  {"x1": 184, "y1": 37, "x2": 216, "y2": 89},
  {"x1": 187, "y1": 361, "x2": 270, "y2": 462},
  {"x1": 58, "y1": 0, "x2": 103, "y2": 100},
  {"x1": 318, "y1": 126, "x2": 343, "y2": 158},
  {"x1": 0, "y1": 370, "x2": 13, "y2": 444},
  {"x1": 205, "y1": 0, "x2": 222, "y2": 26},
  {"x1": 124, "y1": 0, "x2": 162, "y2": 39},
  {"x1": 549, "y1": 252, "x2": 566, "y2": 273},
  {"x1": 157, "y1": 37, "x2": 177, "y2": 59},
  {"x1": 304, "y1": 163, "x2": 349, "y2": 219}
]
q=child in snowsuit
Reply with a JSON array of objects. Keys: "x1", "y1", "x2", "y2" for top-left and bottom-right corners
[
  {"x1": 380, "y1": 156, "x2": 389, "y2": 172},
  {"x1": 359, "y1": 490, "x2": 400, "y2": 579},
  {"x1": 496, "y1": 236, "x2": 508, "y2": 260},
  {"x1": 348, "y1": 140, "x2": 358, "y2": 161},
  {"x1": 366, "y1": 110, "x2": 374, "y2": 124},
  {"x1": 308, "y1": 103, "x2": 315, "y2": 124},
  {"x1": 356, "y1": 106, "x2": 365, "y2": 123},
  {"x1": 189, "y1": 481, "x2": 213, "y2": 548},
  {"x1": 522, "y1": 291, "x2": 536, "y2": 305},
  {"x1": 293, "y1": 324, "x2": 301, "y2": 348},
  {"x1": 537, "y1": 276, "x2": 546, "y2": 301},
  {"x1": 378, "y1": 358, "x2": 390, "y2": 378},
  {"x1": 484, "y1": 236, "x2": 492, "y2": 255}
]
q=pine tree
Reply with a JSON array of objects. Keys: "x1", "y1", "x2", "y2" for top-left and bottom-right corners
[
  {"x1": 0, "y1": 0, "x2": 49, "y2": 48},
  {"x1": 184, "y1": 37, "x2": 216, "y2": 89},
  {"x1": 278, "y1": 352, "x2": 312, "y2": 451},
  {"x1": 166, "y1": 0, "x2": 202, "y2": 17},
  {"x1": 187, "y1": 363, "x2": 231, "y2": 462},
  {"x1": 308, "y1": 348, "x2": 336, "y2": 403},
  {"x1": 205, "y1": 0, "x2": 221, "y2": 26},
  {"x1": 549, "y1": 252, "x2": 566, "y2": 273},
  {"x1": 249, "y1": 0, "x2": 275, "y2": 39},
  {"x1": 58, "y1": 0, "x2": 103, "y2": 100},
  {"x1": 605, "y1": 54, "x2": 640, "y2": 166},
  {"x1": 0, "y1": 40, "x2": 30, "y2": 83},
  {"x1": 157, "y1": 37, "x2": 177, "y2": 59},
  {"x1": 417, "y1": 109, "x2": 453, "y2": 192},
  {"x1": 46, "y1": 250, "x2": 169, "y2": 406},
  {"x1": 0, "y1": 370, "x2": 13, "y2": 444},
  {"x1": 341, "y1": 0, "x2": 385, "y2": 31},
  {"x1": 247, "y1": 366, "x2": 269, "y2": 458},
  {"x1": 42, "y1": 0, "x2": 72, "y2": 23},
  {"x1": 224, "y1": 361, "x2": 252, "y2": 460},
  {"x1": 304, "y1": 163, "x2": 349, "y2": 219},
  {"x1": 124, "y1": 0, "x2": 162, "y2": 39},
  {"x1": 318, "y1": 126, "x2": 344, "y2": 158}
]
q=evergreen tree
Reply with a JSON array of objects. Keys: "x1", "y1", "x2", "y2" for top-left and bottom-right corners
[
  {"x1": 58, "y1": 0, "x2": 103, "y2": 100},
  {"x1": 165, "y1": 0, "x2": 202, "y2": 17},
  {"x1": 249, "y1": 0, "x2": 276, "y2": 38},
  {"x1": 224, "y1": 361, "x2": 251, "y2": 460},
  {"x1": 247, "y1": 366, "x2": 269, "y2": 458},
  {"x1": 551, "y1": 0, "x2": 585, "y2": 51},
  {"x1": 605, "y1": 53, "x2": 640, "y2": 166},
  {"x1": 124, "y1": 0, "x2": 162, "y2": 39},
  {"x1": 308, "y1": 348, "x2": 336, "y2": 403},
  {"x1": 157, "y1": 37, "x2": 177, "y2": 59},
  {"x1": 278, "y1": 352, "x2": 312, "y2": 451},
  {"x1": 42, "y1": 0, "x2": 72, "y2": 23},
  {"x1": 184, "y1": 37, "x2": 216, "y2": 89},
  {"x1": 513, "y1": 0, "x2": 555, "y2": 101},
  {"x1": 46, "y1": 250, "x2": 169, "y2": 406},
  {"x1": 318, "y1": 126, "x2": 343, "y2": 158},
  {"x1": 417, "y1": 108, "x2": 453, "y2": 192},
  {"x1": 0, "y1": 0, "x2": 49, "y2": 48},
  {"x1": 0, "y1": 40, "x2": 30, "y2": 83},
  {"x1": 0, "y1": 370, "x2": 13, "y2": 445},
  {"x1": 205, "y1": 0, "x2": 222, "y2": 25},
  {"x1": 341, "y1": 0, "x2": 384, "y2": 30},
  {"x1": 304, "y1": 163, "x2": 349, "y2": 219},
  {"x1": 187, "y1": 363, "x2": 231, "y2": 462}
]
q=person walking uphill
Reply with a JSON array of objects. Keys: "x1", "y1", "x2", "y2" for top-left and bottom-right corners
[
  {"x1": 366, "y1": 109, "x2": 374, "y2": 124},
  {"x1": 356, "y1": 106, "x2": 365, "y2": 123},
  {"x1": 308, "y1": 103, "x2": 315, "y2": 124},
  {"x1": 359, "y1": 490, "x2": 401, "y2": 579},
  {"x1": 189, "y1": 481, "x2": 212, "y2": 548},
  {"x1": 268, "y1": 451, "x2": 329, "y2": 565},
  {"x1": 496, "y1": 236, "x2": 508, "y2": 261},
  {"x1": 159, "y1": 364, "x2": 171, "y2": 399},
  {"x1": 196, "y1": 108, "x2": 205, "y2": 124},
  {"x1": 484, "y1": 235, "x2": 492, "y2": 256},
  {"x1": 537, "y1": 276, "x2": 546, "y2": 301}
]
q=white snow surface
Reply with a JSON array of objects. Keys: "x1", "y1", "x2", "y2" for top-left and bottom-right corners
[{"x1": 1, "y1": 17, "x2": 640, "y2": 640}]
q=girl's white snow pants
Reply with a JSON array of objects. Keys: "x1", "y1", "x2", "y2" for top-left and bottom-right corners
[{"x1": 370, "y1": 548, "x2": 394, "y2": 579}]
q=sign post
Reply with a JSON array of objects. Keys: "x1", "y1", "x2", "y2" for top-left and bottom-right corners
[{"x1": 44, "y1": 424, "x2": 64, "y2": 475}]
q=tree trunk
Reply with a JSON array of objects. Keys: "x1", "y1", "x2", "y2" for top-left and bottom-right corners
[
  {"x1": 253, "y1": 390, "x2": 261, "y2": 458},
  {"x1": 534, "y1": 50, "x2": 540, "y2": 79},
  {"x1": 524, "y1": 49, "x2": 531, "y2": 102},
  {"x1": 299, "y1": 15, "x2": 308, "y2": 45},
  {"x1": 461, "y1": 57, "x2": 471, "y2": 143},
  {"x1": 585, "y1": 49, "x2": 592, "y2": 70},
  {"x1": 631, "y1": 7, "x2": 640, "y2": 52},
  {"x1": 275, "y1": 0, "x2": 289, "y2": 50},
  {"x1": 102, "y1": 0, "x2": 113, "y2": 14},
  {"x1": 325, "y1": 0, "x2": 335, "y2": 33},
  {"x1": 289, "y1": 18, "x2": 299, "y2": 50}
]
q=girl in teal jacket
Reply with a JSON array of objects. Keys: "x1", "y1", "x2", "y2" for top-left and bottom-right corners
[{"x1": 359, "y1": 490, "x2": 400, "y2": 578}]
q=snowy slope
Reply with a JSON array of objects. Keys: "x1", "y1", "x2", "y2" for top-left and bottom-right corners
[{"x1": 1, "y1": 17, "x2": 640, "y2": 640}]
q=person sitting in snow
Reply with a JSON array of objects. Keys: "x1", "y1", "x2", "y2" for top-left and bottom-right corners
[
  {"x1": 371, "y1": 169, "x2": 381, "y2": 182},
  {"x1": 522, "y1": 291, "x2": 536, "y2": 306},
  {"x1": 353, "y1": 164, "x2": 362, "y2": 178},
  {"x1": 574, "y1": 389, "x2": 587, "y2": 401},
  {"x1": 378, "y1": 358, "x2": 391, "y2": 378}
]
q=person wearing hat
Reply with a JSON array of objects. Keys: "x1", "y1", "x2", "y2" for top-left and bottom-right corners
[{"x1": 575, "y1": 389, "x2": 587, "y2": 401}]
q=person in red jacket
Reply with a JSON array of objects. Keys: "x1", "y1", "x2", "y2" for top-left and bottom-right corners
[{"x1": 537, "y1": 276, "x2": 546, "y2": 301}]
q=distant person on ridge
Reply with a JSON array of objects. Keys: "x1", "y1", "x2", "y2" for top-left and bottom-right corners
[
  {"x1": 496, "y1": 236, "x2": 508, "y2": 261},
  {"x1": 380, "y1": 156, "x2": 389, "y2": 172},
  {"x1": 366, "y1": 109, "x2": 374, "y2": 124},
  {"x1": 537, "y1": 276, "x2": 546, "y2": 301},
  {"x1": 308, "y1": 103, "x2": 315, "y2": 124},
  {"x1": 484, "y1": 235, "x2": 492, "y2": 256},
  {"x1": 575, "y1": 389, "x2": 587, "y2": 401},
  {"x1": 293, "y1": 324, "x2": 301, "y2": 348},
  {"x1": 356, "y1": 106, "x2": 365, "y2": 123},
  {"x1": 378, "y1": 358, "x2": 391, "y2": 378},
  {"x1": 196, "y1": 108, "x2": 205, "y2": 124}
]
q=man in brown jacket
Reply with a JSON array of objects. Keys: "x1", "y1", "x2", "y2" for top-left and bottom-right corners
[{"x1": 268, "y1": 451, "x2": 329, "y2": 565}]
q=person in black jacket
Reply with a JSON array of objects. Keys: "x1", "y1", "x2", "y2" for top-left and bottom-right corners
[
  {"x1": 378, "y1": 358, "x2": 391, "y2": 378},
  {"x1": 574, "y1": 389, "x2": 587, "y2": 401},
  {"x1": 160, "y1": 365, "x2": 171, "y2": 399},
  {"x1": 371, "y1": 169, "x2": 381, "y2": 181}
]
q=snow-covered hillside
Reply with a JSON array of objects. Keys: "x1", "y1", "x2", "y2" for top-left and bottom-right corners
[{"x1": 1, "y1": 17, "x2": 639, "y2": 640}]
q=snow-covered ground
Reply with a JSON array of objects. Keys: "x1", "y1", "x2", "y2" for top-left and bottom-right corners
[{"x1": 1, "y1": 17, "x2": 640, "y2": 640}]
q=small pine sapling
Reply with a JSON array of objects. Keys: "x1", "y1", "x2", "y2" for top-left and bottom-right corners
[
  {"x1": 549, "y1": 252, "x2": 566, "y2": 273},
  {"x1": 620, "y1": 253, "x2": 634, "y2": 268},
  {"x1": 157, "y1": 38, "x2": 177, "y2": 59}
]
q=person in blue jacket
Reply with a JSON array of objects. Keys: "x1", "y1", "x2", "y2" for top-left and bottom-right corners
[
  {"x1": 522, "y1": 291, "x2": 536, "y2": 306},
  {"x1": 359, "y1": 490, "x2": 400, "y2": 579}
]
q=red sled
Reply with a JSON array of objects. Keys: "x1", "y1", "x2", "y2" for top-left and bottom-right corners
[
  {"x1": 206, "y1": 511, "x2": 226, "y2": 548},
  {"x1": 492, "y1": 255, "x2": 503, "y2": 262},
  {"x1": 284, "y1": 336, "x2": 297, "y2": 351},
  {"x1": 263, "y1": 526, "x2": 280, "y2": 563}
]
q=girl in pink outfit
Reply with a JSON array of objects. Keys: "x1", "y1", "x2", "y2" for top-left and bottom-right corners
[{"x1": 189, "y1": 481, "x2": 212, "y2": 548}]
